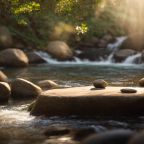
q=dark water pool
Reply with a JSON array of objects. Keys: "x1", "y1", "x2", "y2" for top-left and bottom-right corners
[{"x1": 0, "y1": 63, "x2": 144, "y2": 143}]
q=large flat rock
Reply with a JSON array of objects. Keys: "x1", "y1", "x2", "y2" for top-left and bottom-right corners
[{"x1": 30, "y1": 86, "x2": 144, "y2": 116}]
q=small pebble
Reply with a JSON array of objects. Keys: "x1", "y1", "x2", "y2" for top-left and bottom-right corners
[
  {"x1": 121, "y1": 88, "x2": 137, "y2": 93},
  {"x1": 93, "y1": 79, "x2": 108, "y2": 89}
]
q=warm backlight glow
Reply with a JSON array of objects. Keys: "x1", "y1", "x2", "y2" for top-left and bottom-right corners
[
  {"x1": 119, "y1": 0, "x2": 144, "y2": 50},
  {"x1": 121, "y1": 0, "x2": 144, "y2": 35}
]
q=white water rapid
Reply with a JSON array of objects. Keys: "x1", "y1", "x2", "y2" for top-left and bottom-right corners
[{"x1": 35, "y1": 37, "x2": 143, "y2": 65}]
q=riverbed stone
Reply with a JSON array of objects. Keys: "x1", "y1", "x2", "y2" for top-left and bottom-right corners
[
  {"x1": 77, "y1": 48, "x2": 111, "y2": 61},
  {"x1": 11, "y1": 78, "x2": 42, "y2": 98},
  {"x1": 38, "y1": 80, "x2": 59, "y2": 90},
  {"x1": 139, "y1": 78, "x2": 144, "y2": 87},
  {"x1": 46, "y1": 41, "x2": 73, "y2": 60},
  {"x1": 72, "y1": 127, "x2": 96, "y2": 141},
  {"x1": 0, "y1": 82, "x2": 11, "y2": 102},
  {"x1": 0, "y1": 48, "x2": 29, "y2": 67},
  {"x1": 28, "y1": 101, "x2": 36, "y2": 111},
  {"x1": 121, "y1": 88, "x2": 137, "y2": 93},
  {"x1": 97, "y1": 39, "x2": 108, "y2": 48},
  {"x1": 0, "y1": 26, "x2": 13, "y2": 48},
  {"x1": 82, "y1": 129, "x2": 135, "y2": 144},
  {"x1": 0, "y1": 71, "x2": 8, "y2": 82},
  {"x1": 26, "y1": 52, "x2": 46, "y2": 64},
  {"x1": 113, "y1": 49, "x2": 136, "y2": 62},
  {"x1": 30, "y1": 86, "x2": 144, "y2": 116},
  {"x1": 93, "y1": 79, "x2": 108, "y2": 89},
  {"x1": 44, "y1": 126, "x2": 71, "y2": 137},
  {"x1": 102, "y1": 34, "x2": 114, "y2": 43}
]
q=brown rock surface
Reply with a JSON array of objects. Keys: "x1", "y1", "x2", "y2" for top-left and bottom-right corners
[{"x1": 30, "y1": 86, "x2": 144, "y2": 116}]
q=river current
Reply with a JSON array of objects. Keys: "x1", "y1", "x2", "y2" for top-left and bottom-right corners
[{"x1": 0, "y1": 63, "x2": 144, "y2": 143}]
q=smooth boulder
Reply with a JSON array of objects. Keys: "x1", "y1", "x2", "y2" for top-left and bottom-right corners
[
  {"x1": 77, "y1": 48, "x2": 111, "y2": 61},
  {"x1": 113, "y1": 49, "x2": 136, "y2": 62},
  {"x1": 139, "y1": 78, "x2": 144, "y2": 87},
  {"x1": 0, "y1": 49, "x2": 29, "y2": 67},
  {"x1": 11, "y1": 78, "x2": 42, "y2": 98},
  {"x1": 30, "y1": 86, "x2": 144, "y2": 116},
  {"x1": 46, "y1": 41, "x2": 73, "y2": 60},
  {"x1": 82, "y1": 129, "x2": 135, "y2": 144},
  {"x1": 44, "y1": 126, "x2": 71, "y2": 137},
  {"x1": 93, "y1": 79, "x2": 108, "y2": 89},
  {"x1": 0, "y1": 71, "x2": 8, "y2": 82},
  {"x1": 0, "y1": 82, "x2": 11, "y2": 102},
  {"x1": 38, "y1": 80, "x2": 59, "y2": 90},
  {"x1": 26, "y1": 52, "x2": 46, "y2": 64},
  {"x1": 0, "y1": 26, "x2": 13, "y2": 48},
  {"x1": 72, "y1": 127, "x2": 96, "y2": 141}
]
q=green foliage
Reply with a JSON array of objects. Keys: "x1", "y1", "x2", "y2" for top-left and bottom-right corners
[
  {"x1": 12, "y1": 1, "x2": 40, "y2": 14},
  {"x1": 76, "y1": 23, "x2": 88, "y2": 35},
  {"x1": 0, "y1": 0, "x2": 125, "y2": 48}
]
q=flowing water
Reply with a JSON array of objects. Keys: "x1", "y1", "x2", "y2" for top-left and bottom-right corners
[
  {"x1": 0, "y1": 63, "x2": 144, "y2": 143},
  {"x1": 0, "y1": 36, "x2": 144, "y2": 143}
]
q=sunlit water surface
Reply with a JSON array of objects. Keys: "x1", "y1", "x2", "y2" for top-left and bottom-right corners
[{"x1": 0, "y1": 63, "x2": 144, "y2": 143}]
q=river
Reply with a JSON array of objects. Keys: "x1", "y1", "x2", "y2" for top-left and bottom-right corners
[{"x1": 0, "y1": 63, "x2": 144, "y2": 143}]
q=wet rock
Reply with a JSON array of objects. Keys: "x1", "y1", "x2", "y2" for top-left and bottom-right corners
[
  {"x1": 97, "y1": 39, "x2": 108, "y2": 48},
  {"x1": 26, "y1": 52, "x2": 46, "y2": 64},
  {"x1": 38, "y1": 80, "x2": 59, "y2": 90},
  {"x1": 30, "y1": 86, "x2": 144, "y2": 116},
  {"x1": 0, "y1": 82, "x2": 11, "y2": 102},
  {"x1": 0, "y1": 26, "x2": 13, "y2": 48},
  {"x1": 0, "y1": 48, "x2": 29, "y2": 67},
  {"x1": 121, "y1": 88, "x2": 137, "y2": 93},
  {"x1": 11, "y1": 78, "x2": 42, "y2": 98},
  {"x1": 78, "y1": 42, "x2": 94, "y2": 49},
  {"x1": 139, "y1": 78, "x2": 144, "y2": 87},
  {"x1": 128, "y1": 131, "x2": 144, "y2": 144},
  {"x1": 72, "y1": 127, "x2": 96, "y2": 141},
  {"x1": 102, "y1": 34, "x2": 114, "y2": 43},
  {"x1": 91, "y1": 37, "x2": 99, "y2": 45},
  {"x1": 28, "y1": 101, "x2": 36, "y2": 111},
  {"x1": 46, "y1": 41, "x2": 73, "y2": 60},
  {"x1": 77, "y1": 48, "x2": 111, "y2": 61},
  {"x1": 82, "y1": 129, "x2": 135, "y2": 144},
  {"x1": 113, "y1": 49, "x2": 136, "y2": 62},
  {"x1": 93, "y1": 79, "x2": 108, "y2": 89},
  {"x1": 44, "y1": 127, "x2": 71, "y2": 137},
  {"x1": 0, "y1": 71, "x2": 8, "y2": 82}
]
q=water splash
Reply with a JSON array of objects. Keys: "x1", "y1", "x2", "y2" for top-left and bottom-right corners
[
  {"x1": 105, "y1": 36, "x2": 127, "y2": 63},
  {"x1": 35, "y1": 36, "x2": 143, "y2": 65},
  {"x1": 0, "y1": 105, "x2": 34, "y2": 127},
  {"x1": 107, "y1": 36, "x2": 127, "y2": 51},
  {"x1": 123, "y1": 53, "x2": 142, "y2": 64}
]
